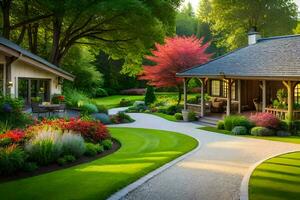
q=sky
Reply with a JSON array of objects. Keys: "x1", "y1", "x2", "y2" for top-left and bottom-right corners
[{"x1": 184, "y1": 0, "x2": 300, "y2": 11}]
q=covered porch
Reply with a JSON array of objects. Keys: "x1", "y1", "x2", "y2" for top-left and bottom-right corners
[{"x1": 182, "y1": 77, "x2": 300, "y2": 121}]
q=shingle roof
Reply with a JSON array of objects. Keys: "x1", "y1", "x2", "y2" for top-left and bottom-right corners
[
  {"x1": 0, "y1": 37, "x2": 74, "y2": 80},
  {"x1": 177, "y1": 34, "x2": 300, "y2": 79}
]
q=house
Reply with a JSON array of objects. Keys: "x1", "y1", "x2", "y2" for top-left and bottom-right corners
[
  {"x1": 177, "y1": 31, "x2": 300, "y2": 121},
  {"x1": 0, "y1": 37, "x2": 74, "y2": 104}
]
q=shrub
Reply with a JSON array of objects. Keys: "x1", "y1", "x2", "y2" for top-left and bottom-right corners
[
  {"x1": 64, "y1": 88, "x2": 89, "y2": 108},
  {"x1": 166, "y1": 105, "x2": 178, "y2": 115},
  {"x1": 145, "y1": 86, "x2": 156, "y2": 105},
  {"x1": 174, "y1": 113, "x2": 183, "y2": 120},
  {"x1": 80, "y1": 103, "x2": 98, "y2": 115},
  {"x1": 22, "y1": 162, "x2": 38, "y2": 172},
  {"x1": 249, "y1": 113, "x2": 280, "y2": 129},
  {"x1": 291, "y1": 120, "x2": 300, "y2": 133},
  {"x1": 61, "y1": 133, "x2": 86, "y2": 158},
  {"x1": 51, "y1": 94, "x2": 65, "y2": 104},
  {"x1": 57, "y1": 157, "x2": 67, "y2": 166},
  {"x1": 64, "y1": 155, "x2": 76, "y2": 163},
  {"x1": 119, "y1": 99, "x2": 132, "y2": 107},
  {"x1": 0, "y1": 144, "x2": 26, "y2": 175},
  {"x1": 276, "y1": 130, "x2": 291, "y2": 137},
  {"x1": 25, "y1": 130, "x2": 63, "y2": 165},
  {"x1": 95, "y1": 104, "x2": 108, "y2": 114},
  {"x1": 93, "y1": 88, "x2": 108, "y2": 97},
  {"x1": 111, "y1": 112, "x2": 134, "y2": 124},
  {"x1": 188, "y1": 111, "x2": 197, "y2": 122},
  {"x1": 92, "y1": 113, "x2": 111, "y2": 124},
  {"x1": 232, "y1": 126, "x2": 248, "y2": 135},
  {"x1": 224, "y1": 115, "x2": 253, "y2": 131},
  {"x1": 217, "y1": 121, "x2": 225, "y2": 130},
  {"x1": 251, "y1": 127, "x2": 275, "y2": 136},
  {"x1": 84, "y1": 143, "x2": 104, "y2": 156},
  {"x1": 102, "y1": 139, "x2": 113, "y2": 150},
  {"x1": 279, "y1": 120, "x2": 289, "y2": 131}
]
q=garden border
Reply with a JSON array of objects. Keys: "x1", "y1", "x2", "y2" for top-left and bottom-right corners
[
  {"x1": 239, "y1": 150, "x2": 300, "y2": 200},
  {"x1": 107, "y1": 137, "x2": 201, "y2": 200}
]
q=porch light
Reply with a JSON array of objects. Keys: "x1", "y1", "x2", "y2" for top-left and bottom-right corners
[{"x1": 7, "y1": 81, "x2": 13, "y2": 88}]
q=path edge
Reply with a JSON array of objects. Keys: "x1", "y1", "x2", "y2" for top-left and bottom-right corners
[
  {"x1": 240, "y1": 150, "x2": 300, "y2": 200},
  {"x1": 107, "y1": 137, "x2": 202, "y2": 200}
]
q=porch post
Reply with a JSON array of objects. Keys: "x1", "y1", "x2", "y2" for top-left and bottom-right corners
[
  {"x1": 262, "y1": 80, "x2": 266, "y2": 112},
  {"x1": 283, "y1": 81, "x2": 295, "y2": 121},
  {"x1": 238, "y1": 80, "x2": 241, "y2": 114},
  {"x1": 183, "y1": 78, "x2": 187, "y2": 110},
  {"x1": 226, "y1": 79, "x2": 233, "y2": 116},
  {"x1": 200, "y1": 79, "x2": 205, "y2": 117}
]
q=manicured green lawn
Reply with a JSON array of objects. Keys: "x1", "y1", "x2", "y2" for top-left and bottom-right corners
[
  {"x1": 199, "y1": 127, "x2": 300, "y2": 144},
  {"x1": 249, "y1": 152, "x2": 300, "y2": 200},
  {"x1": 0, "y1": 127, "x2": 198, "y2": 200},
  {"x1": 150, "y1": 112, "x2": 178, "y2": 122}
]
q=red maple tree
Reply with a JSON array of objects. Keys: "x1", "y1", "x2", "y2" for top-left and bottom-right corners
[{"x1": 139, "y1": 36, "x2": 212, "y2": 103}]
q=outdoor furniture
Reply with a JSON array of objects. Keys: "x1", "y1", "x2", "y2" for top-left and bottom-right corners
[
  {"x1": 38, "y1": 104, "x2": 64, "y2": 116},
  {"x1": 253, "y1": 98, "x2": 262, "y2": 112},
  {"x1": 53, "y1": 104, "x2": 66, "y2": 116},
  {"x1": 210, "y1": 97, "x2": 226, "y2": 113},
  {"x1": 31, "y1": 102, "x2": 49, "y2": 117}
]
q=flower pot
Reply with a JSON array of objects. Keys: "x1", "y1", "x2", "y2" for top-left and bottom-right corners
[{"x1": 182, "y1": 110, "x2": 189, "y2": 122}]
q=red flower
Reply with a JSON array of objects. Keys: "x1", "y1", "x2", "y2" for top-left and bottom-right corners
[{"x1": 0, "y1": 129, "x2": 25, "y2": 142}]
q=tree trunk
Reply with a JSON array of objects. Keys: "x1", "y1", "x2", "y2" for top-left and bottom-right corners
[
  {"x1": 50, "y1": 16, "x2": 63, "y2": 65},
  {"x1": 1, "y1": 0, "x2": 12, "y2": 39}
]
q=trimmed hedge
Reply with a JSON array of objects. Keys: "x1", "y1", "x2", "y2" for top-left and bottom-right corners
[
  {"x1": 251, "y1": 127, "x2": 275, "y2": 136},
  {"x1": 232, "y1": 126, "x2": 248, "y2": 135},
  {"x1": 224, "y1": 115, "x2": 253, "y2": 131}
]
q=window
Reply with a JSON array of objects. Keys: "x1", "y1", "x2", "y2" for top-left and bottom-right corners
[
  {"x1": 211, "y1": 80, "x2": 221, "y2": 96},
  {"x1": 295, "y1": 83, "x2": 300, "y2": 104},
  {"x1": 0, "y1": 64, "x2": 3, "y2": 95}
]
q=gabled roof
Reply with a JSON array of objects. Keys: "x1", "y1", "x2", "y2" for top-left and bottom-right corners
[
  {"x1": 177, "y1": 34, "x2": 300, "y2": 80},
  {"x1": 0, "y1": 37, "x2": 74, "y2": 81}
]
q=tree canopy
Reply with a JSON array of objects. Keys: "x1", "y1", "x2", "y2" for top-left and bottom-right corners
[{"x1": 206, "y1": 0, "x2": 298, "y2": 50}]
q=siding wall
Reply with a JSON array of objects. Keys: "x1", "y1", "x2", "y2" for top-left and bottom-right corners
[{"x1": 10, "y1": 60, "x2": 61, "y2": 97}]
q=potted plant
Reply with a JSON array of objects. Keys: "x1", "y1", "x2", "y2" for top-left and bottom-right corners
[{"x1": 182, "y1": 109, "x2": 189, "y2": 122}]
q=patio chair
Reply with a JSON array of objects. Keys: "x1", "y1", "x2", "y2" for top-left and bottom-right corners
[
  {"x1": 253, "y1": 98, "x2": 262, "y2": 112},
  {"x1": 31, "y1": 102, "x2": 48, "y2": 117},
  {"x1": 53, "y1": 104, "x2": 66, "y2": 117}
]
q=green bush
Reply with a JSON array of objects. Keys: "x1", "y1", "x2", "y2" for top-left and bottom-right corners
[
  {"x1": 251, "y1": 127, "x2": 275, "y2": 136},
  {"x1": 291, "y1": 120, "x2": 300, "y2": 134},
  {"x1": 118, "y1": 112, "x2": 134, "y2": 123},
  {"x1": 279, "y1": 120, "x2": 289, "y2": 131},
  {"x1": 0, "y1": 145, "x2": 26, "y2": 175},
  {"x1": 25, "y1": 131, "x2": 63, "y2": 166},
  {"x1": 145, "y1": 86, "x2": 156, "y2": 105},
  {"x1": 119, "y1": 98, "x2": 132, "y2": 107},
  {"x1": 232, "y1": 126, "x2": 248, "y2": 135},
  {"x1": 217, "y1": 120, "x2": 225, "y2": 130},
  {"x1": 57, "y1": 157, "x2": 67, "y2": 166},
  {"x1": 102, "y1": 139, "x2": 113, "y2": 150},
  {"x1": 93, "y1": 88, "x2": 108, "y2": 97},
  {"x1": 22, "y1": 162, "x2": 38, "y2": 172},
  {"x1": 174, "y1": 113, "x2": 183, "y2": 120},
  {"x1": 64, "y1": 88, "x2": 89, "y2": 108},
  {"x1": 80, "y1": 103, "x2": 98, "y2": 115},
  {"x1": 84, "y1": 143, "x2": 104, "y2": 157},
  {"x1": 224, "y1": 115, "x2": 253, "y2": 131},
  {"x1": 61, "y1": 133, "x2": 86, "y2": 158},
  {"x1": 96, "y1": 104, "x2": 108, "y2": 114},
  {"x1": 92, "y1": 113, "x2": 111, "y2": 124},
  {"x1": 64, "y1": 155, "x2": 76, "y2": 163},
  {"x1": 276, "y1": 130, "x2": 291, "y2": 137},
  {"x1": 188, "y1": 111, "x2": 197, "y2": 122}
]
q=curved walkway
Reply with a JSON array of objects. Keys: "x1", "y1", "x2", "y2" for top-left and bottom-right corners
[{"x1": 109, "y1": 109, "x2": 300, "y2": 200}]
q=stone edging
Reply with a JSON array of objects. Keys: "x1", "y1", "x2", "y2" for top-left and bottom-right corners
[
  {"x1": 240, "y1": 150, "x2": 300, "y2": 200},
  {"x1": 107, "y1": 137, "x2": 202, "y2": 200}
]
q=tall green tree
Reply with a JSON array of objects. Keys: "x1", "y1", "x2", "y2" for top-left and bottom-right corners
[
  {"x1": 176, "y1": 2, "x2": 198, "y2": 36},
  {"x1": 207, "y1": 0, "x2": 298, "y2": 51}
]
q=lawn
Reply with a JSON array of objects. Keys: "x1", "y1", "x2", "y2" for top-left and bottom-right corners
[
  {"x1": 92, "y1": 92, "x2": 197, "y2": 109},
  {"x1": 199, "y1": 127, "x2": 300, "y2": 144},
  {"x1": 249, "y1": 151, "x2": 300, "y2": 200},
  {"x1": 150, "y1": 112, "x2": 178, "y2": 122},
  {"x1": 0, "y1": 127, "x2": 198, "y2": 200}
]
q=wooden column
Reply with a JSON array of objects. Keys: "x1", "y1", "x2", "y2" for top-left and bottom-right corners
[
  {"x1": 238, "y1": 80, "x2": 242, "y2": 114},
  {"x1": 262, "y1": 80, "x2": 266, "y2": 112},
  {"x1": 226, "y1": 79, "x2": 233, "y2": 116},
  {"x1": 183, "y1": 78, "x2": 187, "y2": 110},
  {"x1": 200, "y1": 79, "x2": 205, "y2": 117},
  {"x1": 283, "y1": 81, "x2": 296, "y2": 121}
]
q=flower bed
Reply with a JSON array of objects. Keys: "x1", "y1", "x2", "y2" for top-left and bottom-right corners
[{"x1": 0, "y1": 118, "x2": 117, "y2": 179}]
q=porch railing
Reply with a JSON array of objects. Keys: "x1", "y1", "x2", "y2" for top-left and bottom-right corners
[{"x1": 264, "y1": 108, "x2": 300, "y2": 120}]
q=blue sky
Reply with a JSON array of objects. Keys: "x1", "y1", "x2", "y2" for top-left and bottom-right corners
[{"x1": 184, "y1": 0, "x2": 300, "y2": 11}]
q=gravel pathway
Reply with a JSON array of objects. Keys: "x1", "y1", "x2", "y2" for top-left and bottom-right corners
[{"x1": 108, "y1": 109, "x2": 300, "y2": 200}]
